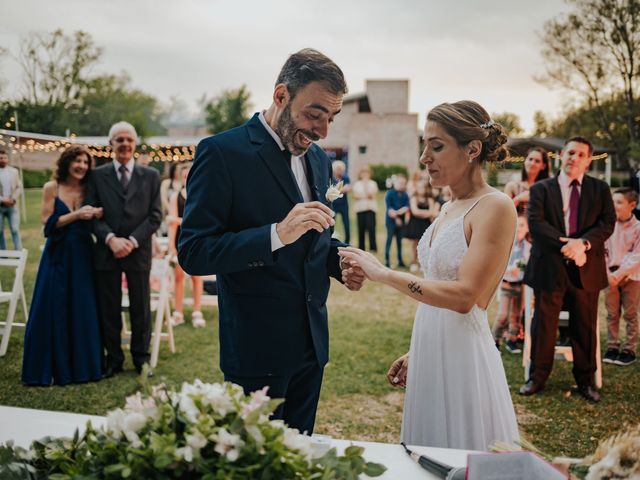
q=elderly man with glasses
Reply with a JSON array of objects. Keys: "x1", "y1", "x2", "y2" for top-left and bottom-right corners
[{"x1": 85, "y1": 121, "x2": 162, "y2": 378}]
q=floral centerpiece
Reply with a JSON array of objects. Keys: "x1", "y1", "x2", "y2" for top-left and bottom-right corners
[{"x1": 0, "y1": 380, "x2": 386, "y2": 479}]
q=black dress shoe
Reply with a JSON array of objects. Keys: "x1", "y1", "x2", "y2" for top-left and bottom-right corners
[
  {"x1": 135, "y1": 365, "x2": 154, "y2": 378},
  {"x1": 104, "y1": 365, "x2": 124, "y2": 378},
  {"x1": 519, "y1": 380, "x2": 544, "y2": 396},
  {"x1": 574, "y1": 385, "x2": 600, "y2": 403}
]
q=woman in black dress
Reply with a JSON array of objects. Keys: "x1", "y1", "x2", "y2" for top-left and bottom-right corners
[{"x1": 405, "y1": 179, "x2": 439, "y2": 272}]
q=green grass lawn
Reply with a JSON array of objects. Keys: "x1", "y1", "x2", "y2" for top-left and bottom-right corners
[{"x1": 0, "y1": 189, "x2": 638, "y2": 459}]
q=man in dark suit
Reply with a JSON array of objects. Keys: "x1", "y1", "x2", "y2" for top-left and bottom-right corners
[
  {"x1": 179, "y1": 49, "x2": 365, "y2": 433},
  {"x1": 85, "y1": 121, "x2": 162, "y2": 377},
  {"x1": 521, "y1": 136, "x2": 615, "y2": 402}
]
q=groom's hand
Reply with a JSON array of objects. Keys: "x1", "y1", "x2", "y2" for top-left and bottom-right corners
[
  {"x1": 276, "y1": 202, "x2": 335, "y2": 245},
  {"x1": 341, "y1": 259, "x2": 365, "y2": 291}
]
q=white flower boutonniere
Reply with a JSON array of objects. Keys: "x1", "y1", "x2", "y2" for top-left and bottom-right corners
[{"x1": 325, "y1": 181, "x2": 344, "y2": 203}]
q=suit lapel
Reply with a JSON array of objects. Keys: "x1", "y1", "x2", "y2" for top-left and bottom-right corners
[
  {"x1": 247, "y1": 115, "x2": 302, "y2": 205},
  {"x1": 578, "y1": 176, "x2": 593, "y2": 230},
  {"x1": 548, "y1": 177, "x2": 565, "y2": 231},
  {"x1": 305, "y1": 148, "x2": 330, "y2": 251},
  {"x1": 104, "y1": 164, "x2": 125, "y2": 199},
  {"x1": 304, "y1": 151, "x2": 323, "y2": 202},
  {"x1": 125, "y1": 165, "x2": 142, "y2": 201}
]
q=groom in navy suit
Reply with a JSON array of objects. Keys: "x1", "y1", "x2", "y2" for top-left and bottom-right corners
[{"x1": 179, "y1": 49, "x2": 365, "y2": 433}]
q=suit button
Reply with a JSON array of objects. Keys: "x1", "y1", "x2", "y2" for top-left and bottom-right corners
[{"x1": 307, "y1": 294, "x2": 312, "y2": 302}]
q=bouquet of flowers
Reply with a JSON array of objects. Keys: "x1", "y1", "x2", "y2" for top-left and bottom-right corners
[{"x1": 0, "y1": 380, "x2": 386, "y2": 479}]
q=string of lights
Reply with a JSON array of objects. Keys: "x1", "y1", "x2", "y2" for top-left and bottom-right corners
[{"x1": 0, "y1": 129, "x2": 197, "y2": 163}]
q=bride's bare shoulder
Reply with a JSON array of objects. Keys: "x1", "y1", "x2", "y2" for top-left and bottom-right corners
[{"x1": 472, "y1": 190, "x2": 517, "y2": 226}]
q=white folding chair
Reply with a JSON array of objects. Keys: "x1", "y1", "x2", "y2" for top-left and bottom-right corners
[
  {"x1": 523, "y1": 286, "x2": 602, "y2": 388},
  {"x1": 121, "y1": 255, "x2": 175, "y2": 368},
  {"x1": 0, "y1": 249, "x2": 29, "y2": 357},
  {"x1": 183, "y1": 274, "x2": 218, "y2": 308}
]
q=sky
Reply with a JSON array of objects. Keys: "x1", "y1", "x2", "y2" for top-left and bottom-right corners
[{"x1": 0, "y1": 0, "x2": 574, "y2": 133}]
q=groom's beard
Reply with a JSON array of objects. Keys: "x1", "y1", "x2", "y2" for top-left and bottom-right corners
[{"x1": 275, "y1": 103, "x2": 319, "y2": 156}]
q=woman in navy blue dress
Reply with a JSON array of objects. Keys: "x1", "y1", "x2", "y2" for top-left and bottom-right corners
[{"x1": 22, "y1": 146, "x2": 104, "y2": 385}]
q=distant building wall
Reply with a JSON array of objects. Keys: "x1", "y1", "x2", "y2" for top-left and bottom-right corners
[{"x1": 318, "y1": 79, "x2": 420, "y2": 177}]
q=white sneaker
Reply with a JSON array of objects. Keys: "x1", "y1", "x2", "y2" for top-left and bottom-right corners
[
  {"x1": 170, "y1": 311, "x2": 184, "y2": 326},
  {"x1": 191, "y1": 310, "x2": 205, "y2": 328}
]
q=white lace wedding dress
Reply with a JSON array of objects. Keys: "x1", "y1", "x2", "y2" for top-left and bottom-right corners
[{"x1": 400, "y1": 193, "x2": 520, "y2": 451}]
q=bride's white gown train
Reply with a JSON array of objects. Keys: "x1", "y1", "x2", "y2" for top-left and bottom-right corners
[{"x1": 400, "y1": 193, "x2": 520, "y2": 451}]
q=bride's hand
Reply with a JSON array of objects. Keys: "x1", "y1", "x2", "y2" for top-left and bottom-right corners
[
  {"x1": 387, "y1": 353, "x2": 409, "y2": 388},
  {"x1": 338, "y1": 247, "x2": 389, "y2": 283}
]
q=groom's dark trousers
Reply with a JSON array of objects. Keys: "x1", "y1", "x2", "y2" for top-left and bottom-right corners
[
  {"x1": 524, "y1": 175, "x2": 614, "y2": 388},
  {"x1": 179, "y1": 114, "x2": 344, "y2": 433}
]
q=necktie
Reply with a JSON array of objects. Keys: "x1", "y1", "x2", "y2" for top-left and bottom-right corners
[
  {"x1": 568, "y1": 179, "x2": 580, "y2": 236},
  {"x1": 119, "y1": 164, "x2": 129, "y2": 192}
]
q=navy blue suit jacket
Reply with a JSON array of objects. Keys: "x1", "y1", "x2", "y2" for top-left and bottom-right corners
[{"x1": 178, "y1": 114, "x2": 344, "y2": 376}]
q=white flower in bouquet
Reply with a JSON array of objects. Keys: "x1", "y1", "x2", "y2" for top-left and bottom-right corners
[
  {"x1": 105, "y1": 408, "x2": 127, "y2": 437},
  {"x1": 200, "y1": 381, "x2": 235, "y2": 415},
  {"x1": 186, "y1": 429, "x2": 208, "y2": 450},
  {"x1": 326, "y1": 181, "x2": 344, "y2": 203},
  {"x1": 176, "y1": 445, "x2": 194, "y2": 462},
  {"x1": 283, "y1": 428, "x2": 313, "y2": 459},
  {"x1": 213, "y1": 427, "x2": 244, "y2": 461},
  {"x1": 123, "y1": 412, "x2": 147, "y2": 434}
]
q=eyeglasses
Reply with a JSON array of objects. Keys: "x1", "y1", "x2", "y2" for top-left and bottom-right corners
[{"x1": 113, "y1": 137, "x2": 135, "y2": 143}]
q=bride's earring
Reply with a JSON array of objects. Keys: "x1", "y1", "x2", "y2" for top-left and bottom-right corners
[{"x1": 468, "y1": 157, "x2": 473, "y2": 164}]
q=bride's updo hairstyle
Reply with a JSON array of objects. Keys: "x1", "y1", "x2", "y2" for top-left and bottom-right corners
[{"x1": 427, "y1": 100, "x2": 509, "y2": 164}]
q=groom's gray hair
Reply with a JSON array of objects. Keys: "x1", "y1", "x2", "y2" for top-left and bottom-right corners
[
  {"x1": 108, "y1": 121, "x2": 138, "y2": 141},
  {"x1": 276, "y1": 48, "x2": 347, "y2": 100}
]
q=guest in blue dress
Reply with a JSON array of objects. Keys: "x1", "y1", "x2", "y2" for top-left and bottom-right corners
[{"x1": 22, "y1": 146, "x2": 104, "y2": 385}]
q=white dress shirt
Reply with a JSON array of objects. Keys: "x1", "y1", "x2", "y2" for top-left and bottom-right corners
[
  {"x1": 113, "y1": 158, "x2": 135, "y2": 182},
  {"x1": 557, "y1": 169, "x2": 584, "y2": 236},
  {"x1": 258, "y1": 111, "x2": 313, "y2": 251},
  {"x1": 0, "y1": 167, "x2": 12, "y2": 200}
]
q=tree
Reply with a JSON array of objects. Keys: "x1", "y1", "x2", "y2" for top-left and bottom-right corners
[
  {"x1": 532, "y1": 111, "x2": 551, "y2": 137},
  {"x1": 204, "y1": 85, "x2": 252, "y2": 134},
  {"x1": 74, "y1": 73, "x2": 166, "y2": 137},
  {"x1": 492, "y1": 112, "x2": 524, "y2": 136},
  {"x1": 17, "y1": 29, "x2": 102, "y2": 107},
  {"x1": 539, "y1": 0, "x2": 640, "y2": 166}
]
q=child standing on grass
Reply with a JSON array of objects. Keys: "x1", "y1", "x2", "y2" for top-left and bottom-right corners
[
  {"x1": 492, "y1": 213, "x2": 531, "y2": 353},
  {"x1": 603, "y1": 187, "x2": 640, "y2": 366}
]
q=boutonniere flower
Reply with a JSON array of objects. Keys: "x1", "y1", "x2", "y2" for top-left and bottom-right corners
[{"x1": 325, "y1": 181, "x2": 344, "y2": 203}]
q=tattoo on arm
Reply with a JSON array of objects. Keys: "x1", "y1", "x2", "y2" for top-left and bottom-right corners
[{"x1": 408, "y1": 281, "x2": 423, "y2": 295}]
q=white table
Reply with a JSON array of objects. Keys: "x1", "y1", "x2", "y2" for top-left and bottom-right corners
[{"x1": 0, "y1": 406, "x2": 473, "y2": 479}]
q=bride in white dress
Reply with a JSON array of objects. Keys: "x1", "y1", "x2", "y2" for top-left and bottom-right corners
[{"x1": 339, "y1": 100, "x2": 520, "y2": 451}]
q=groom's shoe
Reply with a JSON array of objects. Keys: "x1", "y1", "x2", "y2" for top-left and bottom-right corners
[
  {"x1": 519, "y1": 380, "x2": 544, "y2": 396},
  {"x1": 573, "y1": 385, "x2": 600, "y2": 403}
]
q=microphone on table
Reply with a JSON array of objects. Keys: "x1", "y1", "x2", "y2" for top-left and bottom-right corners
[{"x1": 400, "y1": 442, "x2": 466, "y2": 480}]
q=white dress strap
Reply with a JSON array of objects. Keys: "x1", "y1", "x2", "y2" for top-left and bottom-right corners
[{"x1": 462, "y1": 191, "x2": 504, "y2": 218}]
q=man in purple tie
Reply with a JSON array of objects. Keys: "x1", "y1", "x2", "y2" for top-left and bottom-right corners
[{"x1": 521, "y1": 136, "x2": 615, "y2": 402}]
